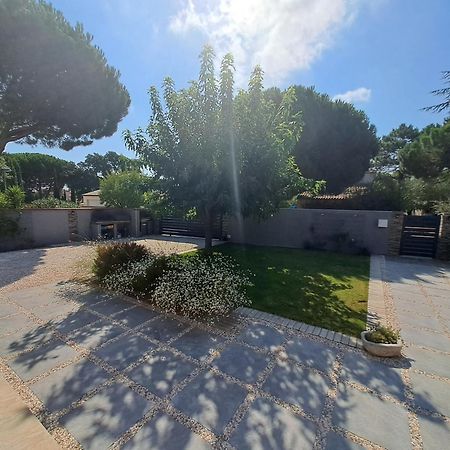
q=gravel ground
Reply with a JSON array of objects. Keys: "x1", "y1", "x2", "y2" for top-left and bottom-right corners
[{"x1": 0, "y1": 236, "x2": 209, "y2": 295}]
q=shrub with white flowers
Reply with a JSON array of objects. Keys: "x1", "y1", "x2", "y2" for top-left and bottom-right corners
[
  {"x1": 100, "y1": 255, "x2": 162, "y2": 299},
  {"x1": 152, "y1": 253, "x2": 252, "y2": 318}
]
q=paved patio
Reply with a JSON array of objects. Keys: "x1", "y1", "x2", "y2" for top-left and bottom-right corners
[{"x1": 0, "y1": 256, "x2": 449, "y2": 449}]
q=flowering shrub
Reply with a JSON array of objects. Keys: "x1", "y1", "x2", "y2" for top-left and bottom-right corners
[
  {"x1": 93, "y1": 242, "x2": 148, "y2": 279},
  {"x1": 100, "y1": 254, "x2": 170, "y2": 299},
  {"x1": 151, "y1": 253, "x2": 252, "y2": 318}
]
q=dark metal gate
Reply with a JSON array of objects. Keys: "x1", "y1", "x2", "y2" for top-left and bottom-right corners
[
  {"x1": 400, "y1": 215, "x2": 441, "y2": 258},
  {"x1": 160, "y1": 216, "x2": 222, "y2": 239}
]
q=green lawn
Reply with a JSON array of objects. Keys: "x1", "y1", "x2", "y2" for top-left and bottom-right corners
[{"x1": 215, "y1": 244, "x2": 369, "y2": 337}]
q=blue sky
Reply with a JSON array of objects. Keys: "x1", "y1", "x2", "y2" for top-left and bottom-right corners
[{"x1": 8, "y1": 0, "x2": 450, "y2": 163}]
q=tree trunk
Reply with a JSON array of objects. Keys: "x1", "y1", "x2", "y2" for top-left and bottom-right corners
[
  {"x1": 0, "y1": 139, "x2": 7, "y2": 155},
  {"x1": 204, "y1": 208, "x2": 213, "y2": 250}
]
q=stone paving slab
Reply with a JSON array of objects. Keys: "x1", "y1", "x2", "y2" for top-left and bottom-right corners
[
  {"x1": 0, "y1": 322, "x2": 55, "y2": 357},
  {"x1": 262, "y1": 360, "x2": 330, "y2": 416},
  {"x1": 340, "y1": 352, "x2": 407, "y2": 401},
  {"x1": 0, "y1": 256, "x2": 449, "y2": 450},
  {"x1": 331, "y1": 383, "x2": 412, "y2": 450},
  {"x1": 126, "y1": 349, "x2": 197, "y2": 397},
  {"x1": 229, "y1": 397, "x2": 317, "y2": 450},
  {"x1": 8, "y1": 339, "x2": 78, "y2": 381},
  {"x1": 60, "y1": 381, "x2": 154, "y2": 449},
  {"x1": 212, "y1": 342, "x2": 271, "y2": 383},
  {"x1": 171, "y1": 327, "x2": 226, "y2": 362},
  {"x1": 67, "y1": 318, "x2": 125, "y2": 349},
  {"x1": 409, "y1": 371, "x2": 450, "y2": 417},
  {"x1": 324, "y1": 431, "x2": 365, "y2": 450},
  {"x1": 30, "y1": 358, "x2": 111, "y2": 413},
  {"x1": 284, "y1": 337, "x2": 339, "y2": 374},
  {"x1": 173, "y1": 369, "x2": 248, "y2": 435},
  {"x1": 122, "y1": 411, "x2": 213, "y2": 450},
  {"x1": 417, "y1": 414, "x2": 450, "y2": 450},
  {"x1": 94, "y1": 334, "x2": 156, "y2": 371}
]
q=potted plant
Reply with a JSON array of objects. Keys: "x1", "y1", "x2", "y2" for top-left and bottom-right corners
[{"x1": 361, "y1": 325, "x2": 402, "y2": 357}]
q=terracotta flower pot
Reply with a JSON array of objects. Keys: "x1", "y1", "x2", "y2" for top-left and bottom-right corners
[{"x1": 360, "y1": 331, "x2": 402, "y2": 357}]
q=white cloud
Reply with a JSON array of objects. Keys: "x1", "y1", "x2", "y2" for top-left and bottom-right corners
[
  {"x1": 169, "y1": 0, "x2": 367, "y2": 85},
  {"x1": 332, "y1": 87, "x2": 372, "y2": 103}
]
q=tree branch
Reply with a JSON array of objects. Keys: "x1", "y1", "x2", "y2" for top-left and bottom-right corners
[{"x1": 7, "y1": 124, "x2": 40, "y2": 141}]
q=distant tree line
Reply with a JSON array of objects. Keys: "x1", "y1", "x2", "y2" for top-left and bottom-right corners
[{"x1": 0, "y1": 151, "x2": 140, "y2": 203}]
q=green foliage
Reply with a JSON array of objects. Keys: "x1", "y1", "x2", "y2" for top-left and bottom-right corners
[
  {"x1": 399, "y1": 122, "x2": 450, "y2": 178},
  {"x1": 79, "y1": 151, "x2": 142, "y2": 178},
  {"x1": 402, "y1": 173, "x2": 450, "y2": 213},
  {"x1": 0, "y1": 211, "x2": 20, "y2": 236},
  {"x1": 366, "y1": 326, "x2": 400, "y2": 344},
  {"x1": 100, "y1": 171, "x2": 153, "y2": 208},
  {"x1": 93, "y1": 242, "x2": 148, "y2": 280},
  {"x1": 4, "y1": 151, "x2": 143, "y2": 202},
  {"x1": 0, "y1": 0, "x2": 130, "y2": 153},
  {"x1": 364, "y1": 174, "x2": 404, "y2": 210},
  {"x1": 4, "y1": 152, "x2": 96, "y2": 201},
  {"x1": 124, "y1": 45, "x2": 307, "y2": 248},
  {"x1": 4, "y1": 185, "x2": 25, "y2": 209},
  {"x1": 0, "y1": 185, "x2": 25, "y2": 209},
  {"x1": 25, "y1": 197, "x2": 79, "y2": 208},
  {"x1": 142, "y1": 190, "x2": 174, "y2": 218},
  {"x1": 292, "y1": 86, "x2": 379, "y2": 193},
  {"x1": 371, "y1": 124, "x2": 420, "y2": 173},
  {"x1": 423, "y1": 71, "x2": 450, "y2": 114}
]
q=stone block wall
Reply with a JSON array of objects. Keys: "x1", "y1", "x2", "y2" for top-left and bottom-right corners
[
  {"x1": 437, "y1": 215, "x2": 450, "y2": 260},
  {"x1": 387, "y1": 212, "x2": 405, "y2": 256}
]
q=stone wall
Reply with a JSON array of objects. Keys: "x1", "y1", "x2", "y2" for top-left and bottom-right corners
[
  {"x1": 387, "y1": 212, "x2": 405, "y2": 256},
  {"x1": 229, "y1": 208, "x2": 400, "y2": 255},
  {"x1": 437, "y1": 215, "x2": 450, "y2": 260},
  {"x1": 0, "y1": 208, "x2": 142, "y2": 252}
]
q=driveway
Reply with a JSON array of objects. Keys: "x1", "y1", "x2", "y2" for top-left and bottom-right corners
[
  {"x1": 0, "y1": 256, "x2": 449, "y2": 449},
  {"x1": 0, "y1": 236, "x2": 211, "y2": 295}
]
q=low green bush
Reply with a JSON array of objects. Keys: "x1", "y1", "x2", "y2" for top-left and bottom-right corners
[
  {"x1": 93, "y1": 242, "x2": 149, "y2": 280},
  {"x1": 366, "y1": 325, "x2": 400, "y2": 344}
]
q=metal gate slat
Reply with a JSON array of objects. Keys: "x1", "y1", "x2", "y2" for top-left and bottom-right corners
[{"x1": 400, "y1": 215, "x2": 441, "y2": 258}]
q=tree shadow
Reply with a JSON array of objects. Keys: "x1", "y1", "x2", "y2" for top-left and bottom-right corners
[{"x1": 0, "y1": 248, "x2": 47, "y2": 290}]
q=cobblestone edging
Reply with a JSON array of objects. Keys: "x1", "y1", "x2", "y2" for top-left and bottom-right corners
[{"x1": 235, "y1": 307, "x2": 363, "y2": 349}]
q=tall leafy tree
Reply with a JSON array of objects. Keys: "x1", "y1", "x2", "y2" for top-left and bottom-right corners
[
  {"x1": 100, "y1": 171, "x2": 153, "y2": 208},
  {"x1": 4, "y1": 152, "x2": 97, "y2": 200},
  {"x1": 371, "y1": 124, "x2": 420, "y2": 174},
  {"x1": 124, "y1": 46, "x2": 305, "y2": 248},
  {"x1": 79, "y1": 151, "x2": 141, "y2": 178},
  {"x1": 0, "y1": 0, "x2": 130, "y2": 153},
  {"x1": 399, "y1": 121, "x2": 450, "y2": 178},
  {"x1": 292, "y1": 86, "x2": 379, "y2": 193}
]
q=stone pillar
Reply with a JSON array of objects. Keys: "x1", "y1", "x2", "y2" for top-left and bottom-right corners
[
  {"x1": 68, "y1": 209, "x2": 80, "y2": 241},
  {"x1": 130, "y1": 209, "x2": 141, "y2": 237},
  {"x1": 387, "y1": 212, "x2": 405, "y2": 256},
  {"x1": 221, "y1": 215, "x2": 231, "y2": 240},
  {"x1": 437, "y1": 215, "x2": 450, "y2": 260}
]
